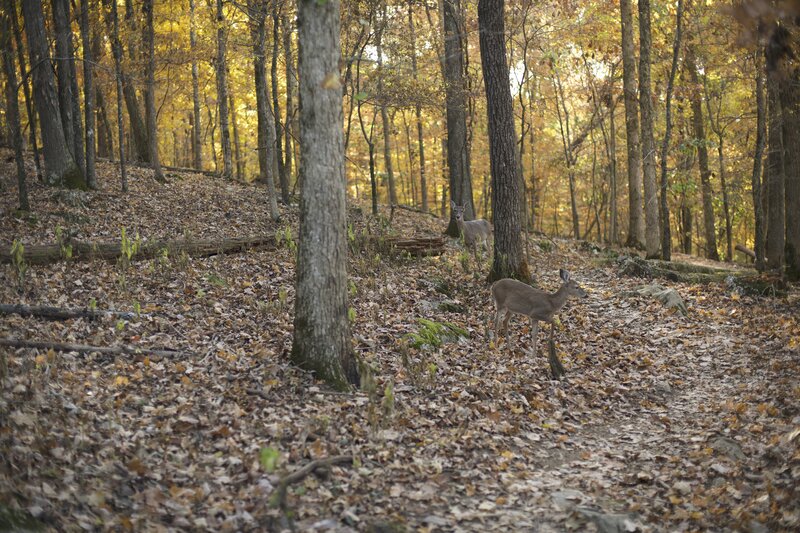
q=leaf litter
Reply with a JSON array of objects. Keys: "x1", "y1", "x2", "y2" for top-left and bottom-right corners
[{"x1": 1, "y1": 158, "x2": 799, "y2": 531}]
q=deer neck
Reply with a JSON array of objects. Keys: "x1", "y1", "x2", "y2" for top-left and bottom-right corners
[{"x1": 550, "y1": 284, "x2": 571, "y2": 312}]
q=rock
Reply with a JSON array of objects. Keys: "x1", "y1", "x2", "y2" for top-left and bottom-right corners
[{"x1": 635, "y1": 285, "x2": 688, "y2": 316}]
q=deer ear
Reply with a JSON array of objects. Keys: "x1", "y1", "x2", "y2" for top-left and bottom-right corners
[
  {"x1": 559, "y1": 269, "x2": 570, "y2": 281},
  {"x1": 450, "y1": 200, "x2": 456, "y2": 209}
]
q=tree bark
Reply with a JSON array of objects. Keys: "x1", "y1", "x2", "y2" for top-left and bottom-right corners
[
  {"x1": 478, "y1": 0, "x2": 529, "y2": 282},
  {"x1": 229, "y1": 87, "x2": 244, "y2": 180},
  {"x1": 658, "y1": 0, "x2": 682, "y2": 261},
  {"x1": 409, "y1": 0, "x2": 428, "y2": 212},
  {"x1": 250, "y1": 0, "x2": 281, "y2": 222},
  {"x1": 638, "y1": 0, "x2": 660, "y2": 258},
  {"x1": 272, "y1": 2, "x2": 289, "y2": 202},
  {"x1": 620, "y1": 0, "x2": 643, "y2": 248},
  {"x1": 752, "y1": 52, "x2": 767, "y2": 271},
  {"x1": 79, "y1": 0, "x2": 97, "y2": 189},
  {"x1": 189, "y1": 0, "x2": 203, "y2": 170},
  {"x1": 107, "y1": 0, "x2": 128, "y2": 192},
  {"x1": 283, "y1": 11, "x2": 297, "y2": 191},
  {"x1": 292, "y1": 0, "x2": 359, "y2": 390},
  {"x1": 1, "y1": 2, "x2": 29, "y2": 210},
  {"x1": 782, "y1": 59, "x2": 800, "y2": 280},
  {"x1": 52, "y1": 0, "x2": 86, "y2": 177},
  {"x1": 142, "y1": 0, "x2": 165, "y2": 182},
  {"x1": 376, "y1": 4, "x2": 398, "y2": 206},
  {"x1": 443, "y1": 0, "x2": 474, "y2": 237},
  {"x1": 215, "y1": 0, "x2": 233, "y2": 180},
  {"x1": 22, "y1": 0, "x2": 84, "y2": 188},
  {"x1": 687, "y1": 47, "x2": 719, "y2": 261},
  {"x1": 10, "y1": 0, "x2": 42, "y2": 180}
]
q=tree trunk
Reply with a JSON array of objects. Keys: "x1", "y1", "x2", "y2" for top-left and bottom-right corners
[
  {"x1": 189, "y1": 0, "x2": 203, "y2": 170},
  {"x1": 658, "y1": 0, "x2": 682, "y2": 261},
  {"x1": 688, "y1": 47, "x2": 719, "y2": 261},
  {"x1": 782, "y1": 59, "x2": 800, "y2": 280},
  {"x1": 1, "y1": 3, "x2": 29, "y2": 210},
  {"x1": 292, "y1": 0, "x2": 359, "y2": 390},
  {"x1": 638, "y1": 0, "x2": 660, "y2": 258},
  {"x1": 552, "y1": 65, "x2": 580, "y2": 239},
  {"x1": 250, "y1": 0, "x2": 281, "y2": 222},
  {"x1": 108, "y1": 0, "x2": 127, "y2": 191},
  {"x1": 376, "y1": 4, "x2": 398, "y2": 207},
  {"x1": 620, "y1": 0, "x2": 643, "y2": 248},
  {"x1": 272, "y1": 3, "x2": 289, "y2": 202},
  {"x1": 229, "y1": 87, "x2": 244, "y2": 180},
  {"x1": 52, "y1": 0, "x2": 86, "y2": 177},
  {"x1": 478, "y1": 0, "x2": 529, "y2": 282},
  {"x1": 10, "y1": 0, "x2": 42, "y2": 180},
  {"x1": 79, "y1": 0, "x2": 97, "y2": 189},
  {"x1": 443, "y1": 0, "x2": 475, "y2": 236},
  {"x1": 752, "y1": 53, "x2": 766, "y2": 271},
  {"x1": 608, "y1": 87, "x2": 618, "y2": 244},
  {"x1": 283, "y1": 12, "x2": 296, "y2": 191},
  {"x1": 764, "y1": 59, "x2": 785, "y2": 270},
  {"x1": 408, "y1": 1, "x2": 428, "y2": 212},
  {"x1": 215, "y1": 0, "x2": 233, "y2": 180},
  {"x1": 142, "y1": 0, "x2": 165, "y2": 182},
  {"x1": 22, "y1": 0, "x2": 84, "y2": 188}
]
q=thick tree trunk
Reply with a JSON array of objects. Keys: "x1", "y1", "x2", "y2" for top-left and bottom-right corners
[
  {"x1": 638, "y1": 0, "x2": 660, "y2": 258},
  {"x1": 142, "y1": 0, "x2": 165, "y2": 182},
  {"x1": 215, "y1": 0, "x2": 233, "y2": 180},
  {"x1": 764, "y1": 68, "x2": 785, "y2": 269},
  {"x1": 22, "y1": 0, "x2": 84, "y2": 188},
  {"x1": 752, "y1": 54, "x2": 767, "y2": 271},
  {"x1": 478, "y1": 0, "x2": 529, "y2": 282},
  {"x1": 688, "y1": 48, "x2": 719, "y2": 261},
  {"x1": 250, "y1": 0, "x2": 281, "y2": 222},
  {"x1": 783, "y1": 63, "x2": 800, "y2": 280},
  {"x1": 292, "y1": 0, "x2": 359, "y2": 390},
  {"x1": 10, "y1": 1, "x2": 42, "y2": 180},
  {"x1": 443, "y1": 0, "x2": 475, "y2": 236},
  {"x1": 52, "y1": 0, "x2": 86, "y2": 177},
  {"x1": 620, "y1": 0, "x2": 643, "y2": 248},
  {"x1": 1, "y1": 4, "x2": 29, "y2": 210},
  {"x1": 79, "y1": 0, "x2": 97, "y2": 189},
  {"x1": 189, "y1": 0, "x2": 203, "y2": 170},
  {"x1": 658, "y1": 0, "x2": 682, "y2": 261}
]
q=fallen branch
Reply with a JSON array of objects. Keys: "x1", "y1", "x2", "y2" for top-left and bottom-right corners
[
  {"x1": 0, "y1": 235, "x2": 277, "y2": 265},
  {"x1": 0, "y1": 303, "x2": 142, "y2": 321},
  {"x1": 0, "y1": 339, "x2": 189, "y2": 360},
  {"x1": 735, "y1": 243, "x2": 756, "y2": 260},
  {"x1": 271, "y1": 455, "x2": 353, "y2": 513},
  {"x1": 97, "y1": 156, "x2": 219, "y2": 178}
]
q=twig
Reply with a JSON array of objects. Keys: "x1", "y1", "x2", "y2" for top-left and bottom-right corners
[{"x1": 271, "y1": 455, "x2": 353, "y2": 513}]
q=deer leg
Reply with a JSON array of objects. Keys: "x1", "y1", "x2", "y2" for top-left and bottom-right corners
[
  {"x1": 494, "y1": 308, "x2": 505, "y2": 342},
  {"x1": 529, "y1": 319, "x2": 539, "y2": 357}
]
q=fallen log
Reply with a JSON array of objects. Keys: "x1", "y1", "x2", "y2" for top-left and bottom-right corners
[
  {"x1": 735, "y1": 243, "x2": 756, "y2": 260},
  {"x1": 0, "y1": 303, "x2": 142, "y2": 321},
  {"x1": 0, "y1": 338, "x2": 189, "y2": 360},
  {"x1": 0, "y1": 235, "x2": 277, "y2": 265},
  {"x1": 384, "y1": 235, "x2": 446, "y2": 257}
]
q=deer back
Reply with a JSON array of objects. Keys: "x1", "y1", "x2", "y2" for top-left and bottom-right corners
[{"x1": 492, "y1": 278, "x2": 561, "y2": 322}]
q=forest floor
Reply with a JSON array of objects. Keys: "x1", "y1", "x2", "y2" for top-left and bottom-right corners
[{"x1": 1, "y1": 157, "x2": 799, "y2": 532}]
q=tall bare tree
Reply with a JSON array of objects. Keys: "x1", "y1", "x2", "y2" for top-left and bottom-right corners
[
  {"x1": 53, "y1": 0, "x2": 86, "y2": 177},
  {"x1": 10, "y1": 1, "x2": 42, "y2": 180},
  {"x1": 214, "y1": 0, "x2": 233, "y2": 179},
  {"x1": 639, "y1": 0, "x2": 660, "y2": 258},
  {"x1": 408, "y1": 0, "x2": 428, "y2": 212},
  {"x1": 478, "y1": 0, "x2": 529, "y2": 282},
  {"x1": 292, "y1": 0, "x2": 359, "y2": 390},
  {"x1": 79, "y1": 0, "x2": 97, "y2": 189},
  {"x1": 143, "y1": 0, "x2": 165, "y2": 182},
  {"x1": 189, "y1": 0, "x2": 203, "y2": 169},
  {"x1": 1, "y1": 1, "x2": 29, "y2": 209}
]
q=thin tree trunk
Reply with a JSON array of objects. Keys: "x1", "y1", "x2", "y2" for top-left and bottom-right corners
[
  {"x1": 108, "y1": 0, "x2": 127, "y2": 191},
  {"x1": 1, "y1": 2, "x2": 29, "y2": 210},
  {"x1": 143, "y1": 0, "x2": 165, "y2": 182},
  {"x1": 620, "y1": 0, "x2": 644, "y2": 248},
  {"x1": 79, "y1": 0, "x2": 96, "y2": 189},
  {"x1": 22, "y1": 0, "x2": 84, "y2": 188},
  {"x1": 376, "y1": 4, "x2": 398, "y2": 206},
  {"x1": 215, "y1": 0, "x2": 233, "y2": 180},
  {"x1": 658, "y1": 0, "x2": 682, "y2": 261},
  {"x1": 408, "y1": 0, "x2": 428, "y2": 212},
  {"x1": 272, "y1": 2, "x2": 289, "y2": 202},
  {"x1": 552, "y1": 65, "x2": 580, "y2": 239},
  {"x1": 479, "y1": 0, "x2": 529, "y2": 282},
  {"x1": 229, "y1": 88, "x2": 244, "y2": 180},
  {"x1": 189, "y1": 0, "x2": 202, "y2": 170},
  {"x1": 52, "y1": 0, "x2": 86, "y2": 177},
  {"x1": 443, "y1": 0, "x2": 475, "y2": 236},
  {"x1": 283, "y1": 12, "x2": 296, "y2": 190},
  {"x1": 292, "y1": 0, "x2": 358, "y2": 390},
  {"x1": 688, "y1": 47, "x2": 719, "y2": 261},
  {"x1": 639, "y1": 0, "x2": 660, "y2": 258},
  {"x1": 10, "y1": 1, "x2": 42, "y2": 180},
  {"x1": 752, "y1": 51, "x2": 766, "y2": 271}
]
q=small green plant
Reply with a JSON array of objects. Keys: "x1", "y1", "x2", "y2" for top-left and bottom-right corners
[
  {"x1": 206, "y1": 271, "x2": 227, "y2": 287},
  {"x1": 278, "y1": 288, "x2": 288, "y2": 308},
  {"x1": 10, "y1": 240, "x2": 27, "y2": 292},
  {"x1": 347, "y1": 307, "x2": 356, "y2": 323},
  {"x1": 88, "y1": 298, "x2": 97, "y2": 311},
  {"x1": 381, "y1": 380, "x2": 395, "y2": 423},
  {"x1": 132, "y1": 300, "x2": 142, "y2": 318},
  {"x1": 117, "y1": 228, "x2": 141, "y2": 289},
  {"x1": 115, "y1": 319, "x2": 126, "y2": 332},
  {"x1": 458, "y1": 249, "x2": 471, "y2": 272},
  {"x1": 348, "y1": 279, "x2": 358, "y2": 297},
  {"x1": 359, "y1": 360, "x2": 380, "y2": 430},
  {"x1": 405, "y1": 318, "x2": 468, "y2": 350},
  {"x1": 55, "y1": 226, "x2": 73, "y2": 260},
  {"x1": 259, "y1": 446, "x2": 281, "y2": 473},
  {"x1": 275, "y1": 226, "x2": 296, "y2": 253}
]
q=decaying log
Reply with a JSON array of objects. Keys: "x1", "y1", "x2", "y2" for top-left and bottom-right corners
[
  {"x1": 0, "y1": 303, "x2": 141, "y2": 321},
  {"x1": 384, "y1": 236, "x2": 446, "y2": 256},
  {"x1": 0, "y1": 235, "x2": 277, "y2": 265},
  {"x1": 735, "y1": 243, "x2": 756, "y2": 260},
  {"x1": 0, "y1": 339, "x2": 188, "y2": 360}
]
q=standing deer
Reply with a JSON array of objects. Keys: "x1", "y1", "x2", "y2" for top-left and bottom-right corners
[
  {"x1": 491, "y1": 269, "x2": 586, "y2": 377},
  {"x1": 450, "y1": 201, "x2": 492, "y2": 263}
]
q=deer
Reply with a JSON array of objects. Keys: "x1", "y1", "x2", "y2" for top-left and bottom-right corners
[
  {"x1": 450, "y1": 201, "x2": 492, "y2": 263},
  {"x1": 491, "y1": 269, "x2": 587, "y2": 378}
]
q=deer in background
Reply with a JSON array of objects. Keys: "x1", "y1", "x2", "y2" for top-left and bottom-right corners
[
  {"x1": 450, "y1": 201, "x2": 492, "y2": 264},
  {"x1": 491, "y1": 269, "x2": 587, "y2": 378}
]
